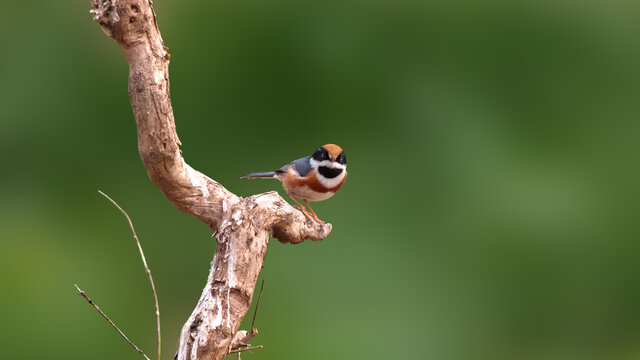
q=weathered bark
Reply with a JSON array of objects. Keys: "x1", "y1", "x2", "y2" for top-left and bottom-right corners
[{"x1": 88, "y1": 1, "x2": 332, "y2": 359}]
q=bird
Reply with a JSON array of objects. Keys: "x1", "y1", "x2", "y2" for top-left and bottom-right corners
[{"x1": 241, "y1": 144, "x2": 347, "y2": 223}]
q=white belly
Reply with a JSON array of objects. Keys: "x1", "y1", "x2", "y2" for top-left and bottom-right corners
[{"x1": 288, "y1": 185, "x2": 336, "y2": 201}]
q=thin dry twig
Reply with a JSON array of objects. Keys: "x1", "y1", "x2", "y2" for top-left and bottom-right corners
[
  {"x1": 231, "y1": 280, "x2": 264, "y2": 351},
  {"x1": 98, "y1": 190, "x2": 162, "y2": 360},
  {"x1": 228, "y1": 345, "x2": 264, "y2": 354},
  {"x1": 74, "y1": 284, "x2": 150, "y2": 360},
  {"x1": 250, "y1": 279, "x2": 264, "y2": 331}
]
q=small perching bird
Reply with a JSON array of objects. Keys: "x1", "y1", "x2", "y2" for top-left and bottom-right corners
[{"x1": 241, "y1": 144, "x2": 347, "y2": 223}]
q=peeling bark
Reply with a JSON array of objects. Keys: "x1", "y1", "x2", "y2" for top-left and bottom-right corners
[{"x1": 88, "y1": 1, "x2": 332, "y2": 359}]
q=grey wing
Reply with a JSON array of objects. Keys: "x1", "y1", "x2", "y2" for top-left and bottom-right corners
[{"x1": 276, "y1": 156, "x2": 312, "y2": 177}]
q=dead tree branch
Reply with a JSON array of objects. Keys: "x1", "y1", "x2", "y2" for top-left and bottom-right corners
[{"x1": 88, "y1": 1, "x2": 332, "y2": 359}]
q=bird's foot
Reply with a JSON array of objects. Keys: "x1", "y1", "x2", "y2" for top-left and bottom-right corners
[
  {"x1": 307, "y1": 212, "x2": 324, "y2": 224},
  {"x1": 290, "y1": 196, "x2": 325, "y2": 224},
  {"x1": 295, "y1": 207, "x2": 323, "y2": 224}
]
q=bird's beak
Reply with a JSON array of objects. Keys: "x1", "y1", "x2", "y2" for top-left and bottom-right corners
[{"x1": 330, "y1": 157, "x2": 336, "y2": 162}]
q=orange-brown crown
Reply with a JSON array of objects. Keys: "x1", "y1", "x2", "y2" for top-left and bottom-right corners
[{"x1": 322, "y1": 144, "x2": 343, "y2": 158}]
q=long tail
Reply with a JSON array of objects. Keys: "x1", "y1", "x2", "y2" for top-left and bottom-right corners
[{"x1": 241, "y1": 171, "x2": 277, "y2": 179}]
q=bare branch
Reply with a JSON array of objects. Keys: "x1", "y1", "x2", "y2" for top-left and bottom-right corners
[
  {"x1": 88, "y1": 1, "x2": 333, "y2": 359},
  {"x1": 98, "y1": 190, "x2": 162, "y2": 360},
  {"x1": 74, "y1": 284, "x2": 150, "y2": 360}
]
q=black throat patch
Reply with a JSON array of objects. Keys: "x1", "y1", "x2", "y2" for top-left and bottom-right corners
[{"x1": 318, "y1": 166, "x2": 343, "y2": 179}]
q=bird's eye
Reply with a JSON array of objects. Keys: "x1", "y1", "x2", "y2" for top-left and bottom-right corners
[
  {"x1": 322, "y1": 152, "x2": 329, "y2": 160},
  {"x1": 336, "y1": 153, "x2": 346, "y2": 164}
]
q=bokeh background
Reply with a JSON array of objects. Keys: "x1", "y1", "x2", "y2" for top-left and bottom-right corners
[{"x1": 2, "y1": 0, "x2": 640, "y2": 359}]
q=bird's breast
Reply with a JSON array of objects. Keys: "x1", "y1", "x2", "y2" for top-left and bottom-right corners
[
  {"x1": 280, "y1": 167, "x2": 346, "y2": 201},
  {"x1": 287, "y1": 185, "x2": 337, "y2": 201}
]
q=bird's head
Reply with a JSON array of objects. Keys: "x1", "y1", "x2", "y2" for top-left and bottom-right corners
[{"x1": 310, "y1": 144, "x2": 347, "y2": 179}]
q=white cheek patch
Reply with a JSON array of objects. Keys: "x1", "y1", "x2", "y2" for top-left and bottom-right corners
[{"x1": 316, "y1": 169, "x2": 346, "y2": 188}]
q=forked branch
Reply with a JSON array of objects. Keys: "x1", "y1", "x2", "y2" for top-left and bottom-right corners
[{"x1": 88, "y1": 1, "x2": 332, "y2": 359}]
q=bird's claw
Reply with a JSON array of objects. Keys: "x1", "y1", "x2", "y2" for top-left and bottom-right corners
[{"x1": 294, "y1": 206, "x2": 324, "y2": 224}]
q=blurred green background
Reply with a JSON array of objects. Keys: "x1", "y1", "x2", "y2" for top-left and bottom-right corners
[{"x1": 1, "y1": 0, "x2": 640, "y2": 359}]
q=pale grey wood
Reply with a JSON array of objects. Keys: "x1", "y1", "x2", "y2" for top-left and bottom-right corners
[{"x1": 89, "y1": 1, "x2": 332, "y2": 358}]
